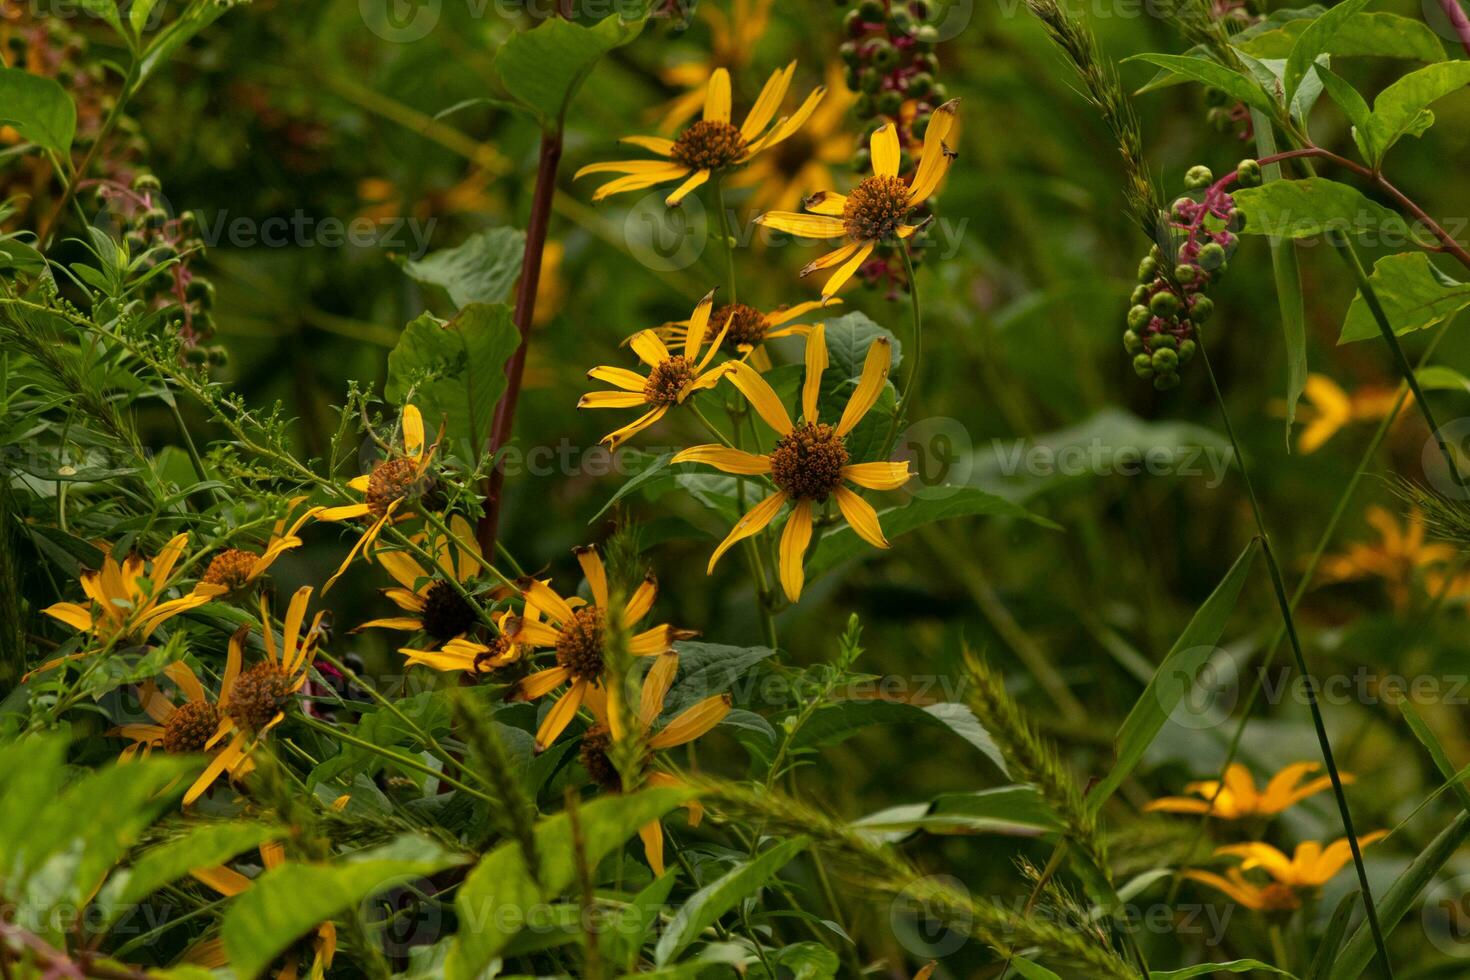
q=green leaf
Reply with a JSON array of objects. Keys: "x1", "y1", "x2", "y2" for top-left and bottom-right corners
[
  {"x1": 495, "y1": 14, "x2": 645, "y2": 130},
  {"x1": 221, "y1": 836, "x2": 465, "y2": 980},
  {"x1": 1014, "y1": 959, "x2": 1065, "y2": 980},
  {"x1": 0, "y1": 67, "x2": 77, "y2": 154},
  {"x1": 1232, "y1": 177, "x2": 1411, "y2": 242},
  {"x1": 1338, "y1": 251, "x2": 1470, "y2": 343},
  {"x1": 662, "y1": 641, "x2": 776, "y2": 717},
  {"x1": 137, "y1": 0, "x2": 233, "y2": 83},
  {"x1": 601, "y1": 872, "x2": 679, "y2": 970},
  {"x1": 1316, "y1": 69, "x2": 1376, "y2": 161},
  {"x1": 1283, "y1": 0, "x2": 1369, "y2": 102},
  {"x1": 654, "y1": 836, "x2": 809, "y2": 965},
  {"x1": 1416, "y1": 365, "x2": 1470, "y2": 395},
  {"x1": 790, "y1": 700, "x2": 1007, "y2": 775},
  {"x1": 1365, "y1": 61, "x2": 1470, "y2": 164},
  {"x1": 109, "y1": 821, "x2": 281, "y2": 915},
  {"x1": 1151, "y1": 961, "x2": 1297, "y2": 979},
  {"x1": 1087, "y1": 539, "x2": 1260, "y2": 814},
  {"x1": 447, "y1": 787, "x2": 693, "y2": 980},
  {"x1": 385, "y1": 302, "x2": 521, "y2": 454},
  {"x1": 400, "y1": 227, "x2": 526, "y2": 310},
  {"x1": 807, "y1": 487, "x2": 1058, "y2": 579},
  {"x1": 851, "y1": 786, "x2": 1062, "y2": 839},
  {"x1": 1125, "y1": 54, "x2": 1278, "y2": 114},
  {"x1": 129, "y1": 0, "x2": 163, "y2": 38},
  {"x1": 1239, "y1": 12, "x2": 1446, "y2": 62},
  {"x1": 777, "y1": 942, "x2": 840, "y2": 980}
]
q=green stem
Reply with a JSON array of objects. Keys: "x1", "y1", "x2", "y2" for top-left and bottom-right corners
[
  {"x1": 713, "y1": 178, "x2": 738, "y2": 304},
  {"x1": 882, "y1": 243, "x2": 924, "y2": 458},
  {"x1": 1196, "y1": 330, "x2": 1394, "y2": 980},
  {"x1": 297, "y1": 714, "x2": 495, "y2": 804}
]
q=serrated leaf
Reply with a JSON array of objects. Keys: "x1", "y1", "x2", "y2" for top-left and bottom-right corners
[
  {"x1": 0, "y1": 67, "x2": 77, "y2": 154},
  {"x1": 654, "y1": 836, "x2": 808, "y2": 965},
  {"x1": 1338, "y1": 251, "x2": 1470, "y2": 343},
  {"x1": 400, "y1": 227, "x2": 525, "y2": 310},
  {"x1": 495, "y1": 14, "x2": 645, "y2": 129},
  {"x1": 1232, "y1": 177, "x2": 1411, "y2": 242}
]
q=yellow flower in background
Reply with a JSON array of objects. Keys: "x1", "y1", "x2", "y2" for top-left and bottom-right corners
[
  {"x1": 509, "y1": 546, "x2": 691, "y2": 751},
  {"x1": 113, "y1": 657, "x2": 233, "y2": 762},
  {"x1": 673, "y1": 325, "x2": 911, "y2": 601},
  {"x1": 199, "y1": 499, "x2": 322, "y2": 593},
  {"x1": 353, "y1": 515, "x2": 484, "y2": 649},
  {"x1": 730, "y1": 62, "x2": 856, "y2": 215},
  {"x1": 1185, "y1": 832, "x2": 1387, "y2": 911},
  {"x1": 188, "y1": 842, "x2": 336, "y2": 979},
  {"x1": 40, "y1": 534, "x2": 222, "y2": 662},
  {"x1": 655, "y1": 0, "x2": 775, "y2": 133},
  {"x1": 1145, "y1": 762, "x2": 1347, "y2": 820},
  {"x1": 1295, "y1": 373, "x2": 1407, "y2": 454},
  {"x1": 575, "y1": 64, "x2": 826, "y2": 206},
  {"x1": 580, "y1": 650, "x2": 731, "y2": 876},
  {"x1": 754, "y1": 102, "x2": 958, "y2": 298},
  {"x1": 656, "y1": 297, "x2": 838, "y2": 371},
  {"x1": 1318, "y1": 505, "x2": 1456, "y2": 610},
  {"x1": 579, "y1": 290, "x2": 732, "y2": 448},
  {"x1": 318, "y1": 404, "x2": 437, "y2": 593}
]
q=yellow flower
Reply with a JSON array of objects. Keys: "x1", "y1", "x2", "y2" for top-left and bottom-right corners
[
  {"x1": 318, "y1": 404, "x2": 437, "y2": 593},
  {"x1": 509, "y1": 546, "x2": 691, "y2": 751},
  {"x1": 580, "y1": 650, "x2": 730, "y2": 876},
  {"x1": 579, "y1": 290, "x2": 733, "y2": 448},
  {"x1": 186, "y1": 586, "x2": 325, "y2": 806},
  {"x1": 1144, "y1": 762, "x2": 1347, "y2": 820},
  {"x1": 754, "y1": 102, "x2": 958, "y2": 298},
  {"x1": 354, "y1": 515, "x2": 485, "y2": 650},
  {"x1": 729, "y1": 62, "x2": 856, "y2": 214},
  {"x1": 1318, "y1": 505, "x2": 1456, "y2": 610},
  {"x1": 656, "y1": 296, "x2": 838, "y2": 372},
  {"x1": 1295, "y1": 373, "x2": 1407, "y2": 454},
  {"x1": 1185, "y1": 832, "x2": 1387, "y2": 911},
  {"x1": 574, "y1": 63, "x2": 826, "y2": 207},
  {"x1": 198, "y1": 499, "x2": 322, "y2": 593},
  {"x1": 654, "y1": 0, "x2": 774, "y2": 133},
  {"x1": 113, "y1": 658, "x2": 232, "y2": 762},
  {"x1": 672, "y1": 324, "x2": 911, "y2": 601},
  {"x1": 188, "y1": 842, "x2": 336, "y2": 978},
  {"x1": 40, "y1": 533, "x2": 222, "y2": 662}
]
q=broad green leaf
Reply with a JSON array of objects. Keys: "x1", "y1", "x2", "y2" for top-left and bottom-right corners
[
  {"x1": 495, "y1": 14, "x2": 645, "y2": 130},
  {"x1": 385, "y1": 302, "x2": 521, "y2": 454},
  {"x1": 1365, "y1": 61, "x2": 1470, "y2": 164},
  {"x1": 589, "y1": 450, "x2": 677, "y2": 522},
  {"x1": 1239, "y1": 12, "x2": 1446, "y2": 62},
  {"x1": 1232, "y1": 177, "x2": 1410, "y2": 242},
  {"x1": 1417, "y1": 365, "x2": 1470, "y2": 395},
  {"x1": 1087, "y1": 539, "x2": 1260, "y2": 813},
  {"x1": 601, "y1": 872, "x2": 680, "y2": 970},
  {"x1": 1136, "y1": 8, "x2": 1322, "y2": 93},
  {"x1": 79, "y1": 0, "x2": 126, "y2": 37},
  {"x1": 1338, "y1": 251, "x2": 1470, "y2": 343},
  {"x1": 109, "y1": 821, "x2": 281, "y2": 916},
  {"x1": 1330, "y1": 813, "x2": 1470, "y2": 978},
  {"x1": 447, "y1": 787, "x2": 693, "y2": 979},
  {"x1": 1125, "y1": 54, "x2": 1278, "y2": 114},
  {"x1": 808, "y1": 486, "x2": 1057, "y2": 578},
  {"x1": 400, "y1": 227, "x2": 526, "y2": 310},
  {"x1": 1013, "y1": 959, "x2": 1065, "y2": 980},
  {"x1": 654, "y1": 836, "x2": 809, "y2": 965},
  {"x1": 1151, "y1": 961, "x2": 1296, "y2": 978},
  {"x1": 1316, "y1": 69, "x2": 1375, "y2": 161},
  {"x1": 851, "y1": 786, "x2": 1062, "y2": 839},
  {"x1": 1283, "y1": 0, "x2": 1369, "y2": 101},
  {"x1": 221, "y1": 836, "x2": 465, "y2": 980},
  {"x1": 662, "y1": 641, "x2": 776, "y2": 717},
  {"x1": 0, "y1": 67, "x2": 77, "y2": 154},
  {"x1": 790, "y1": 700, "x2": 1007, "y2": 775},
  {"x1": 776, "y1": 942, "x2": 839, "y2": 980},
  {"x1": 1251, "y1": 112, "x2": 1308, "y2": 450}
]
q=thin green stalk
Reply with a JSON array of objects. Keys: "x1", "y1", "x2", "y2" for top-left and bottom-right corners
[
  {"x1": 297, "y1": 714, "x2": 495, "y2": 804},
  {"x1": 713, "y1": 178, "x2": 738, "y2": 304},
  {"x1": 881, "y1": 244, "x2": 924, "y2": 458},
  {"x1": 1196, "y1": 330, "x2": 1394, "y2": 979}
]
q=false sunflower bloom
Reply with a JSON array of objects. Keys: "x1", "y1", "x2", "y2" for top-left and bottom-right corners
[
  {"x1": 1294, "y1": 373, "x2": 1406, "y2": 454},
  {"x1": 574, "y1": 63, "x2": 826, "y2": 206},
  {"x1": 657, "y1": 297, "x2": 837, "y2": 371},
  {"x1": 580, "y1": 651, "x2": 730, "y2": 876},
  {"x1": 1185, "y1": 832, "x2": 1387, "y2": 911},
  {"x1": 198, "y1": 499, "x2": 322, "y2": 594},
  {"x1": 510, "y1": 546, "x2": 691, "y2": 751},
  {"x1": 399, "y1": 615, "x2": 527, "y2": 677},
  {"x1": 754, "y1": 103, "x2": 958, "y2": 298},
  {"x1": 732, "y1": 62, "x2": 856, "y2": 214},
  {"x1": 318, "y1": 404, "x2": 438, "y2": 592},
  {"x1": 354, "y1": 515, "x2": 485, "y2": 649},
  {"x1": 1318, "y1": 505, "x2": 1456, "y2": 610},
  {"x1": 580, "y1": 291, "x2": 732, "y2": 448},
  {"x1": 673, "y1": 325, "x2": 911, "y2": 601},
  {"x1": 114, "y1": 657, "x2": 233, "y2": 762},
  {"x1": 188, "y1": 842, "x2": 336, "y2": 979},
  {"x1": 1145, "y1": 762, "x2": 1347, "y2": 820},
  {"x1": 185, "y1": 586, "x2": 325, "y2": 805}
]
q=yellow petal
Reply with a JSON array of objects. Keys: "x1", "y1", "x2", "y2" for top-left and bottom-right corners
[
  {"x1": 745, "y1": 86, "x2": 827, "y2": 154},
  {"x1": 685, "y1": 289, "x2": 717, "y2": 361},
  {"x1": 756, "y1": 211, "x2": 847, "y2": 239},
  {"x1": 629, "y1": 329, "x2": 672, "y2": 367},
  {"x1": 517, "y1": 665, "x2": 572, "y2": 700},
  {"x1": 580, "y1": 390, "x2": 651, "y2": 409},
  {"x1": 725, "y1": 361, "x2": 793, "y2": 436},
  {"x1": 704, "y1": 67, "x2": 732, "y2": 123},
  {"x1": 576, "y1": 158, "x2": 685, "y2": 178},
  {"x1": 640, "y1": 652, "x2": 680, "y2": 730},
  {"x1": 908, "y1": 99, "x2": 959, "y2": 204},
  {"x1": 802, "y1": 191, "x2": 847, "y2": 217},
  {"x1": 624, "y1": 574, "x2": 658, "y2": 625},
  {"x1": 740, "y1": 61, "x2": 794, "y2": 140},
  {"x1": 649, "y1": 693, "x2": 732, "y2": 750},
  {"x1": 575, "y1": 545, "x2": 609, "y2": 610},
  {"x1": 818, "y1": 241, "x2": 875, "y2": 298},
  {"x1": 842, "y1": 461, "x2": 911, "y2": 491},
  {"x1": 834, "y1": 486, "x2": 888, "y2": 549},
  {"x1": 588, "y1": 365, "x2": 649, "y2": 392},
  {"x1": 665, "y1": 169, "x2": 710, "y2": 207},
  {"x1": 601, "y1": 405, "x2": 669, "y2": 449},
  {"x1": 619, "y1": 134, "x2": 675, "y2": 156},
  {"x1": 43, "y1": 602, "x2": 93, "y2": 632},
  {"x1": 535, "y1": 681, "x2": 588, "y2": 751},
  {"x1": 402, "y1": 404, "x2": 425, "y2": 458},
  {"x1": 590, "y1": 167, "x2": 690, "y2": 201},
  {"x1": 521, "y1": 578, "x2": 576, "y2": 625},
  {"x1": 672, "y1": 444, "x2": 772, "y2": 475},
  {"x1": 870, "y1": 123, "x2": 900, "y2": 178},
  {"x1": 802, "y1": 323, "x2": 828, "y2": 423},
  {"x1": 708, "y1": 492, "x2": 787, "y2": 571},
  {"x1": 779, "y1": 500, "x2": 814, "y2": 601},
  {"x1": 640, "y1": 820, "x2": 666, "y2": 877},
  {"x1": 836, "y1": 336, "x2": 892, "y2": 436}
]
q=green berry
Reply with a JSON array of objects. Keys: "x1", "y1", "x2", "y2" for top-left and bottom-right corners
[
  {"x1": 1235, "y1": 158, "x2": 1263, "y2": 188},
  {"x1": 1150, "y1": 333, "x2": 1179, "y2": 351},
  {"x1": 1184, "y1": 165, "x2": 1214, "y2": 189},
  {"x1": 1178, "y1": 340, "x2": 1197, "y2": 364},
  {"x1": 1130, "y1": 285, "x2": 1149, "y2": 305},
  {"x1": 1124, "y1": 330, "x2": 1145, "y2": 354},
  {"x1": 1154, "y1": 372, "x2": 1181, "y2": 391},
  {"x1": 1204, "y1": 87, "x2": 1228, "y2": 107},
  {"x1": 1174, "y1": 264, "x2": 1198, "y2": 285},
  {"x1": 1133, "y1": 354, "x2": 1155, "y2": 379},
  {"x1": 1149, "y1": 290, "x2": 1180, "y2": 316},
  {"x1": 1137, "y1": 256, "x2": 1158, "y2": 282},
  {"x1": 872, "y1": 41, "x2": 899, "y2": 70},
  {"x1": 859, "y1": 0, "x2": 884, "y2": 17},
  {"x1": 907, "y1": 72, "x2": 934, "y2": 97},
  {"x1": 1127, "y1": 304, "x2": 1152, "y2": 330},
  {"x1": 1189, "y1": 295, "x2": 1214, "y2": 322},
  {"x1": 1197, "y1": 242, "x2": 1226, "y2": 270},
  {"x1": 859, "y1": 68, "x2": 883, "y2": 93},
  {"x1": 1151, "y1": 348, "x2": 1179, "y2": 372},
  {"x1": 131, "y1": 173, "x2": 162, "y2": 193}
]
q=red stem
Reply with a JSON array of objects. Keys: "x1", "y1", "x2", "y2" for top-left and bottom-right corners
[
  {"x1": 1439, "y1": 0, "x2": 1470, "y2": 56},
  {"x1": 477, "y1": 129, "x2": 563, "y2": 559}
]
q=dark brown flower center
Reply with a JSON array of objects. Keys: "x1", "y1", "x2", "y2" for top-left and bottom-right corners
[
  {"x1": 671, "y1": 119, "x2": 748, "y2": 171},
  {"x1": 1259, "y1": 883, "x2": 1301, "y2": 911},
  {"x1": 555, "y1": 605, "x2": 606, "y2": 681},
  {"x1": 202, "y1": 548, "x2": 258, "y2": 590},
  {"x1": 421, "y1": 580, "x2": 476, "y2": 641},
  {"x1": 366, "y1": 457, "x2": 422, "y2": 517},
  {"x1": 642, "y1": 355, "x2": 696, "y2": 405},
  {"x1": 162, "y1": 699, "x2": 220, "y2": 753},
  {"x1": 770, "y1": 422, "x2": 849, "y2": 501},
  {"x1": 713, "y1": 302, "x2": 768, "y2": 350},
  {"x1": 228, "y1": 662, "x2": 291, "y2": 732},
  {"x1": 579, "y1": 725, "x2": 622, "y2": 791},
  {"x1": 843, "y1": 174, "x2": 910, "y2": 242}
]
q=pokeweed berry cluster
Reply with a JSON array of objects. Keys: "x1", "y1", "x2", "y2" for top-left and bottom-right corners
[
  {"x1": 835, "y1": 0, "x2": 946, "y2": 297},
  {"x1": 94, "y1": 174, "x2": 220, "y2": 357},
  {"x1": 1123, "y1": 160, "x2": 1261, "y2": 389}
]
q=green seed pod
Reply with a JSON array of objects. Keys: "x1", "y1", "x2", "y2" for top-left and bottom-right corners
[
  {"x1": 1152, "y1": 348, "x2": 1179, "y2": 372},
  {"x1": 1133, "y1": 353, "x2": 1155, "y2": 379},
  {"x1": 186, "y1": 278, "x2": 216, "y2": 308},
  {"x1": 927, "y1": 81, "x2": 948, "y2": 101},
  {"x1": 152, "y1": 243, "x2": 179, "y2": 263},
  {"x1": 1229, "y1": 208, "x2": 1246, "y2": 231},
  {"x1": 1178, "y1": 339, "x2": 1197, "y2": 364},
  {"x1": 1124, "y1": 330, "x2": 1145, "y2": 355},
  {"x1": 853, "y1": 94, "x2": 876, "y2": 118},
  {"x1": 142, "y1": 207, "x2": 169, "y2": 230},
  {"x1": 206, "y1": 345, "x2": 228, "y2": 366},
  {"x1": 1130, "y1": 285, "x2": 1149, "y2": 305},
  {"x1": 1154, "y1": 372, "x2": 1181, "y2": 391},
  {"x1": 859, "y1": 68, "x2": 883, "y2": 93},
  {"x1": 1137, "y1": 256, "x2": 1158, "y2": 282},
  {"x1": 1170, "y1": 197, "x2": 1192, "y2": 221},
  {"x1": 1189, "y1": 295, "x2": 1214, "y2": 322},
  {"x1": 1149, "y1": 290, "x2": 1180, "y2": 316},
  {"x1": 1174, "y1": 264, "x2": 1198, "y2": 285},
  {"x1": 1235, "y1": 158, "x2": 1263, "y2": 188},
  {"x1": 839, "y1": 40, "x2": 861, "y2": 64},
  {"x1": 859, "y1": 0, "x2": 884, "y2": 17},
  {"x1": 1127, "y1": 304, "x2": 1152, "y2": 330},
  {"x1": 184, "y1": 344, "x2": 209, "y2": 366},
  {"x1": 852, "y1": 146, "x2": 872, "y2": 171},
  {"x1": 1150, "y1": 333, "x2": 1179, "y2": 351},
  {"x1": 913, "y1": 52, "x2": 939, "y2": 73},
  {"x1": 1207, "y1": 108, "x2": 1233, "y2": 133},
  {"x1": 911, "y1": 113, "x2": 930, "y2": 139},
  {"x1": 1197, "y1": 242, "x2": 1226, "y2": 270},
  {"x1": 888, "y1": 7, "x2": 914, "y2": 32},
  {"x1": 1184, "y1": 164, "x2": 1214, "y2": 189},
  {"x1": 844, "y1": 9, "x2": 865, "y2": 34},
  {"x1": 911, "y1": 0, "x2": 933, "y2": 18},
  {"x1": 914, "y1": 25, "x2": 939, "y2": 46}
]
